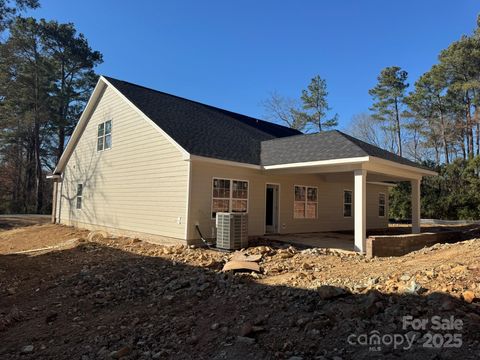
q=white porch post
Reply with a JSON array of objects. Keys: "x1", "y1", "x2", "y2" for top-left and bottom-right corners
[
  {"x1": 411, "y1": 178, "x2": 421, "y2": 234},
  {"x1": 354, "y1": 169, "x2": 367, "y2": 253}
]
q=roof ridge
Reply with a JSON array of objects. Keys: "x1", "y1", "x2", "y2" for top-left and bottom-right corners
[
  {"x1": 261, "y1": 130, "x2": 339, "y2": 144},
  {"x1": 102, "y1": 75, "x2": 299, "y2": 137}
]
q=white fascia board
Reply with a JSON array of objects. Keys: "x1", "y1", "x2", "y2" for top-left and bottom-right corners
[
  {"x1": 53, "y1": 78, "x2": 107, "y2": 174},
  {"x1": 101, "y1": 76, "x2": 190, "y2": 160},
  {"x1": 368, "y1": 156, "x2": 437, "y2": 177},
  {"x1": 188, "y1": 155, "x2": 262, "y2": 170},
  {"x1": 46, "y1": 174, "x2": 62, "y2": 180},
  {"x1": 367, "y1": 181, "x2": 397, "y2": 187},
  {"x1": 262, "y1": 156, "x2": 370, "y2": 170}
]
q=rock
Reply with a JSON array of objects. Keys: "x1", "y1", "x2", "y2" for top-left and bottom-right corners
[
  {"x1": 21, "y1": 345, "x2": 34, "y2": 354},
  {"x1": 440, "y1": 299, "x2": 456, "y2": 311},
  {"x1": 400, "y1": 274, "x2": 411, "y2": 281},
  {"x1": 301, "y1": 262, "x2": 312, "y2": 270},
  {"x1": 186, "y1": 335, "x2": 198, "y2": 345},
  {"x1": 317, "y1": 285, "x2": 347, "y2": 300},
  {"x1": 45, "y1": 312, "x2": 58, "y2": 323},
  {"x1": 210, "y1": 322, "x2": 220, "y2": 330},
  {"x1": 405, "y1": 280, "x2": 423, "y2": 295},
  {"x1": 109, "y1": 346, "x2": 131, "y2": 358},
  {"x1": 7, "y1": 287, "x2": 16, "y2": 295},
  {"x1": 236, "y1": 336, "x2": 255, "y2": 345},
  {"x1": 240, "y1": 322, "x2": 253, "y2": 337},
  {"x1": 463, "y1": 290, "x2": 476, "y2": 304}
]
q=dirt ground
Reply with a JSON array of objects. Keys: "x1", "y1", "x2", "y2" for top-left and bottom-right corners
[{"x1": 0, "y1": 219, "x2": 479, "y2": 359}]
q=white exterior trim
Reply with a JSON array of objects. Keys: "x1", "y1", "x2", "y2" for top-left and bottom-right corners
[
  {"x1": 367, "y1": 181, "x2": 396, "y2": 187},
  {"x1": 210, "y1": 177, "x2": 250, "y2": 220},
  {"x1": 343, "y1": 189, "x2": 353, "y2": 218},
  {"x1": 53, "y1": 80, "x2": 107, "y2": 174},
  {"x1": 368, "y1": 156, "x2": 437, "y2": 177},
  {"x1": 184, "y1": 160, "x2": 192, "y2": 239},
  {"x1": 293, "y1": 184, "x2": 318, "y2": 219},
  {"x1": 189, "y1": 155, "x2": 262, "y2": 169},
  {"x1": 101, "y1": 76, "x2": 190, "y2": 159},
  {"x1": 263, "y1": 156, "x2": 370, "y2": 170},
  {"x1": 54, "y1": 77, "x2": 191, "y2": 175}
]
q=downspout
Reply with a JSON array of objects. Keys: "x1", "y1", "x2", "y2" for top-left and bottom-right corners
[{"x1": 52, "y1": 181, "x2": 58, "y2": 224}]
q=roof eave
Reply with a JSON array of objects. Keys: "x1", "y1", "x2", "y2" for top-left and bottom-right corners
[{"x1": 53, "y1": 77, "x2": 108, "y2": 175}]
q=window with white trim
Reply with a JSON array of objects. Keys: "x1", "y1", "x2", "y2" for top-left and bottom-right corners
[
  {"x1": 343, "y1": 190, "x2": 352, "y2": 217},
  {"x1": 294, "y1": 185, "x2": 317, "y2": 219},
  {"x1": 97, "y1": 120, "x2": 112, "y2": 151},
  {"x1": 211, "y1": 178, "x2": 248, "y2": 218},
  {"x1": 76, "y1": 184, "x2": 83, "y2": 210},
  {"x1": 378, "y1": 193, "x2": 386, "y2": 217}
]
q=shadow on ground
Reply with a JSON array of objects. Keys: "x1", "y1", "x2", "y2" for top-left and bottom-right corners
[
  {"x1": 0, "y1": 215, "x2": 50, "y2": 231},
  {"x1": 0, "y1": 242, "x2": 479, "y2": 360}
]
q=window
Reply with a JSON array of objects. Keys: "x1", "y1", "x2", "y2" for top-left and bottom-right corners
[
  {"x1": 343, "y1": 190, "x2": 352, "y2": 217},
  {"x1": 294, "y1": 185, "x2": 317, "y2": 219},
  {"x1": 76, "y1": 184, "x2": 83, "y2": 210},
  {"x1": 97, "y1": 120, "x2": 112, "y2": 151},
  {"x1": 379, "y1": 193, "x2": 386, "y2": 217},
  {"x1": 212, "y1": 178, "x2": 248, "y2": 218}
]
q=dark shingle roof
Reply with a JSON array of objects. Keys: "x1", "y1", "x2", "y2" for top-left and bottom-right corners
[
  {"x1": 105, "y1": 76, "x2": 428, "y2": 171},
  {"x1": 103, "y1": 76, "x2": 301, "y2": 164},
  {"x1": 261, "y1": 130, "x2": 427, "y2": 169}
]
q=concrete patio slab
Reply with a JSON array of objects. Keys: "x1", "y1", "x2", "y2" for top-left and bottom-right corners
[{"x1": 260, "y1": 232, "x2": 354, "y2": 251}]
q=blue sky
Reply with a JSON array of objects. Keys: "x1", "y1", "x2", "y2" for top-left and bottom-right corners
[{"x1": 28, "y1": 0, "x2": 480, "y2": 130}]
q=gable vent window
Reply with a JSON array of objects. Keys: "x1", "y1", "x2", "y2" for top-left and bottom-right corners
[
  {"x1": 211, "y1": 178, "x2": 248, "y2": 219},
  {"x1": 76, "y1": 184, "x2": 83, "y2": 210},
  {"x1": 97, "y1": 120, "x2": 112, "y2": 151},
  {"x1": 343, "y1": 190, "x2": 352, "y2": 217},
  {"x1": 294, "y1": 185, "x2": 317, "y2": 219}
]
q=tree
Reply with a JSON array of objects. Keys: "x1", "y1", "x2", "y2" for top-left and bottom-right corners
[
  {"x1": 347, "y1": 113, "x2": 396, "y2": 152},
  {"x1": 0, "y1": 16, "x2": 101, "y2": 214},
  {"x1": 41, "y1": 19, "x2": 102, "y2": 162},
  {"x1": 369, "y1": 66, "x2": 409, "y2": 156},
  {"x1": 404, "y1": 65, "x2": 453, "y2": 164},
  {"x1": 297, "y1": 75, "x2": 338, "y2": 131},
  {"x1": 438, "y1": 35, "x2": 480, "y2": 159},
  {"x1": 0, "y1": 0, "x2": 39, "y2": 32},
  {"x1": 262, "y1": 91, "x2": 308, "y2": 131},
  {"x1": 0, "y1": 17, "x2": 54, "y2": 212}
]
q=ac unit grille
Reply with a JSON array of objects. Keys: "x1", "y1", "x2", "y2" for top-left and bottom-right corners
[{"x1": 216, "y1": 213, "x2": 248, "y2": 250}]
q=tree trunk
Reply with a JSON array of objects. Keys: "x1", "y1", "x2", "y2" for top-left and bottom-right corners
[
  {"x1": 439, "y1": 111, "x2": 449, "y2": 164},
  {"x1": 33, "y1": 45, "x2": 43, "y2": 214},
  {"x1": 394, "y1": 98, "x2": 402, "y2": 156}
]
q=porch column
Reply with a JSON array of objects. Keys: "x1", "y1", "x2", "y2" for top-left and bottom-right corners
[
  {"x1": 354, "y1": 169, "x2": 367, "y2": 253},
  {"x1": 411, "y1": 178, "x2": 421, "y2": 234}
]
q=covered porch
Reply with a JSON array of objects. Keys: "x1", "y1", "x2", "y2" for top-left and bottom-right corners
[{"x1": 263, "y1": 156, "x2": 437, "y2": 253}]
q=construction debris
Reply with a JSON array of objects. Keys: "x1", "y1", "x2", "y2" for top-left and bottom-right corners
[
  {"x1": 1, "y1": 223, "x2": 480, "y2": 359},
  {"x1": 222, "y1": 260, "x2": 261, "y2": 272}
]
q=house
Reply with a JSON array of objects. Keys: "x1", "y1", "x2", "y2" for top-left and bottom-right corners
[{"x1": 48, "y1": 76, "x2": 436, "y2": 253}]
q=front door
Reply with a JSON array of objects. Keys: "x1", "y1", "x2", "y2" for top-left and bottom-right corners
[{"x1": 265, "y1": 184, "x2": 279, "y2": 233}]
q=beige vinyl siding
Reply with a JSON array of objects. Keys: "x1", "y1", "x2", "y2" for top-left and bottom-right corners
[
  {"x1": 58, "y1": 85, "x2": 189, "y2": 240},
  {"x1": 187, "y1": 161, "x2": 389, "y2": 240}
]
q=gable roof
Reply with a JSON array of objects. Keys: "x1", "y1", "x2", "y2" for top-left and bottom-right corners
[
  {"x1": 261, "y1": 130, "x2": 430, "y2": 170},
  {"x1": 103, "y1": 76, "x2": 301, "y2": 165},
  {"x1": 54, "y1": 76, "x2": 434, "y2": 176}
]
